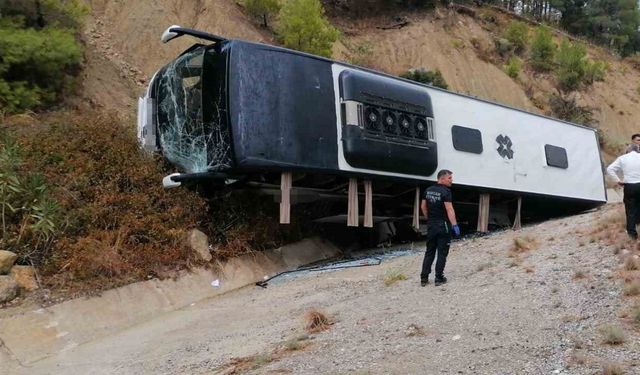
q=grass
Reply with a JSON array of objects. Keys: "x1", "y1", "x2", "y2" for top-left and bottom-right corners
[
  {"x1": 573, "y1": 270, "x2": 587, "y2": 279},
  {"x1": 512, "y1": 235, "x2": 538, "y2": 253},
  {"x1": 599, "y1": 325, "x2": 626, "y2": 345},
  {"x1": 218, "y1": 334, "x2": 310, "y2": 373},
  {"x1": 622, "y1": 281, "x2": 640, "y2": 296},
  {"x1": 623, "y1": 256, "x2": 639, "y2": 271},
  {"x1": 383, "y1": 268, "x2": 407, "y2": 286},
  {"x1": 631, "y1": 306, "x2": 640, "y2": 326},
  {"x1": 405, "y1": 323, "x2": 427, "y2": 337},
  {"x1": 476, "y1": 262, "x2": 493, "y2": 272},
  {"x1": 602, "y1": 362, "x2": 625, "y2": 375},
  {"x1": 304, "y1": 309, "x2": 332, "y2": 333}
]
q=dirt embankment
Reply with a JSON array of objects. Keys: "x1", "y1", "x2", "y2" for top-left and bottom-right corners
[
  {"x1": 80, "y1": 2, "x2": 640, "y2": 148},
  {"x1": 12, "y1": 203, "x2": 640, "y2": 374}
]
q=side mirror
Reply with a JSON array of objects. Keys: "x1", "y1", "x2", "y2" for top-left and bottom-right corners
[{"x1": 161, "y1": 25, "x2": 183, "y2": 43}]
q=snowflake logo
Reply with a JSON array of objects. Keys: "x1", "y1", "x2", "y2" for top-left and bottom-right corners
[{"x1": 496, "y1": 134, "x2": 514, "y2": 159}]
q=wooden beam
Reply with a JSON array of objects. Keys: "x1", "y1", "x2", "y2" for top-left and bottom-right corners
[
  {"x1": 512, "y1": 196, "x2": 522, "y2": 231},
  {"x1": 347, "y1": 178, "x2": 359, "y2": 227},
  {"x1": 477, "y1": 193, "x2": 490, "y2": 233},
  {"x1": 364, "y1": 180, "x2": 373, "y2": 228},
  {"x1": 279, "y1": 171, "x2": 292, "y2": 224},
  {"x1": 413, "y1": 187, "x2": 420, "y2": 230}
]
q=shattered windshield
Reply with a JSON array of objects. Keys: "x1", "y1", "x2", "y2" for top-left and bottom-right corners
[{"x1": 156, "y1": 46, "x2": 231, "y2": 173}]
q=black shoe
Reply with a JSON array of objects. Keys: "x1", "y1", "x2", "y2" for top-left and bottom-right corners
[
  {"x1": 420, "y1": 279, "x2": 429, "y2": 287},
  {"x1": 434, "y1": 276, "x2": 447, "y2": 286}
]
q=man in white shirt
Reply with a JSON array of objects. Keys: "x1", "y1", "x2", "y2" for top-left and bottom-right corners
[{"x1": 607, "y1": 143, "x2": 640, "y2": 239}]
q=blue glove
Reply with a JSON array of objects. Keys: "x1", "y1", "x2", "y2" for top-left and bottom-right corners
[{"x1": 452, "y1": 224, "x2": 461, "y2": 237}]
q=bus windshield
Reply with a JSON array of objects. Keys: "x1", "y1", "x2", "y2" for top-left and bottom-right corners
[{"x1": 155, "y1": 45, "x2": 230, "y2": 173}]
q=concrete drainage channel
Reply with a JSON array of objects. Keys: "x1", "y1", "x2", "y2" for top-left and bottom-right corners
[{"x1": 0, "y1": 237, "x2": 341, "y2": 368}]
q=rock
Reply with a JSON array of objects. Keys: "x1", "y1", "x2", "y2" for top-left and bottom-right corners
[
  {"x1": 0, "y1": 275, "x2": 19, "y2": 303},
  {"x1": 10, "y1": 265, "x2": 38, "y2": 291},
  {"x1": 189, "y1": 229, "x2": 212, "y2": 262},
  {"x1": 0, "y1": 250, "x2": 18, "y2": 274}
]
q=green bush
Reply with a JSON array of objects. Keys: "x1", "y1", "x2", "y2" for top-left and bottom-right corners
[
  {"x1": 503, "y1": 21, "x2": 529, "y2": 54},
  {"x1": 504, "y1": 56, "x2": 522, "y2": 78},
  {"x1": 555, "y1": 39, "x2": 587, "y2": 92},
  {"x1": 400, "y1": 68, "x2": 449, "y2": 89},
  {"x1": 0, "y1": 134, "x2": 59, "y2": 264},
  {"x1": 244, "y1": 0, "x2": 280, "y2": 28},
  {"x1": 276, "y1": 0, "x2": 339, "y2": 58},
  {"x1": 530, "y1": 26, "x2": 556, "y2": 72},
  {"x1": 494, "y1": 37, "x2": 514, "y2": 58},
  {"x1": 584, "y1": 60, "x2": 607, "y2": 84},
  {"x1": 0, "y1": 0, "x2": 86, "y2": 114}
]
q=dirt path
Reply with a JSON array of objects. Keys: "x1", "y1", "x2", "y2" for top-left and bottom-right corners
[{"x1": 12, "y1": 203, "x2": 640, "y2": 375}]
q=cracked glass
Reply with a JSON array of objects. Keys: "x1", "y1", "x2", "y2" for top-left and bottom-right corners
[{"x1": 155, "y1": 46, "x2": 231, "y2": 173}]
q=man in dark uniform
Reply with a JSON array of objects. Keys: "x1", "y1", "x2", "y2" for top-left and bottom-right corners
[{"x1": 420, "y1": 169, "x2": 460, "y2": 286}]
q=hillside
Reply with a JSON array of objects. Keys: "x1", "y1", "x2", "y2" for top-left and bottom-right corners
[{"x1": 81, "y1": 1, "x2": 640, "y2": 161}]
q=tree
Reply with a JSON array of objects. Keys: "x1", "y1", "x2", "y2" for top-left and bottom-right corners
[
  {"x1": 530, "y1": 26, "x2": 556, "y2": 72},
  {"x1": 555, "y1": 39, "x2": 586, "y2": 92},
  {"x1": 503, "y1": 21, "x2": 529, "y2": 55},
  {"x1": 244, "y1": 0, "x2": 280, "y2": 28},
  {"x1": 0, "y1": 0, "x2": 85, "y2": 113},
  {"x1": 276, "y1": 0, "x2": 339, "y2": 58}
]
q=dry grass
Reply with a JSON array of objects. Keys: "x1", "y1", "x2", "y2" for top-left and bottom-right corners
[
  {"x1": 476, "y1": 262, "x2": 493, "y2": 272},
  {"x1": 218, "y1": 335, "x2": 310, "y2": 373},
  {"x1": 567, "y1": 351, "x2": 589, "y2": 367},
  {"x1": 405, "y1": 323, "x2": 427, "y2": 337},
  {"x1": 602, "y1": 362, "x2": 625, "y2": 375},
  {"x1": 304, "y1": 309, "x2": 332, "y2": 333},
  {"x1": 622, "y1": 281, "x2": 640, "y2": 296},
  {"x1": 623, "y1": 256, "x2": 639, "y2": 271},
  {"x1": 631, "y1": 306, "x2": 640, "y2": 326},
  {"x1": 3, "y1": 111, "x2": 318, "y2": 297},
  {"x1": 599, "y1": 325, "x2": 626, "y2": 345},
  {"x1": 512, "y1": 235, "x2": 538, "y2": 253},
  {"x1": 573, "y1": 270, "x2": 588, "y2": 279},
  {"x1": 383, "y1": 268, "x2": 407, "y2": 286}
]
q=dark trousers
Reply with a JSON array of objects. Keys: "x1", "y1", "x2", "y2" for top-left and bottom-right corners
[
  {"x1": 421, "y1": 222, "x2": 451, "y2": 280},
  {"x1": 623, "y1": 183, "x2": 640, "y2": 237}
]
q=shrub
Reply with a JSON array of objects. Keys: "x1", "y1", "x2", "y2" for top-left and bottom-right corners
[
  {"x1": 4, "y1": 112, "x2": 209, "y2": 291},
  {"x1": 494, "y1": 37, "x2": 515, "y2": 58},
  {"x1": 584, "y1": 60, "x2": 607, "y2": 84},
  {"x1": 400, "y1": 68, "x2": 449, "y2": 89},
  {"x1": 244, "y1": 0, "x2": 280, "y2": 28},
  {"x1": 530, "y1": 26, "x2": 556, "y2": 72},
  {"x1": 548, "y1": 94, "x2": 594, "y2": 126},
  {"x1": 503, "y1": 21, "x2": 529, "y2": 54},
  {"x1": 504, "y1": 56, "x2": 522, "y2": 78},
  {"x1": 555, "y1": 39, "x2": 587, "y2": 92},
  {"x1": 276, "y1": 0, "x2": 339, "y2": 58},
  {"x1": 0, "y1": 135, "x2": 59, "y2": 264}
]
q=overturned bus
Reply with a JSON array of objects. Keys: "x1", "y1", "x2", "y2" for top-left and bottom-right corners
[{"x1": 137, "y1": 26, "x2": 606, "y2": 234}]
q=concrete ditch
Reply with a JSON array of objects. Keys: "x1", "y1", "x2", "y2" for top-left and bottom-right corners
[{"x1": 0, "y1": 237, "x2": 340, "y2": 367}]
